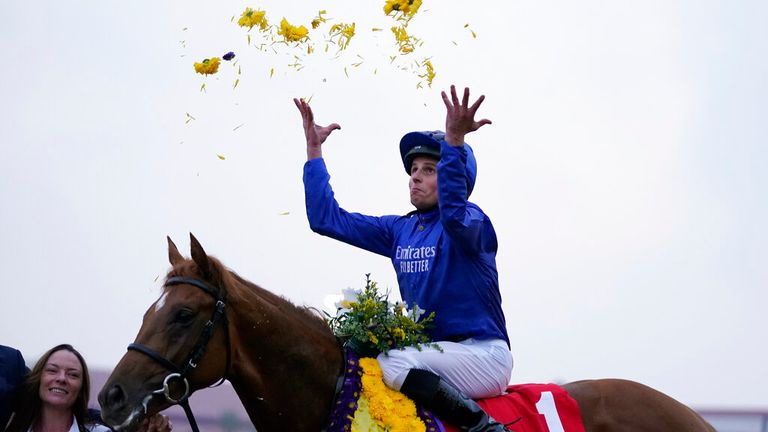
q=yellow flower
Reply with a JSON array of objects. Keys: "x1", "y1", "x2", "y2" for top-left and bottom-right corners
[
  {"x1": 383, "y1": 0, "x2": 423, "y2": 20},
  {"x1": 193, "y1": 57, "x2": 221, "y2": 75},
  {"x1": 391, "y1": 327, "x2": 406, "y2": 340},
  {"x1": 238, "y1": 7, "x2": 269, "y2": 31},
  {"x1": 278, "y1": 18, "x2": 309, "y2": 43},
  {"x1": 367, "y1": 331, "x2": 379, "y2": 345},
  {"x1": 329, "y1": 22, "x2": 356, "y2": 50},
  {"x1": 358, "y1": 358, "x2": 426, "y2": 432}
]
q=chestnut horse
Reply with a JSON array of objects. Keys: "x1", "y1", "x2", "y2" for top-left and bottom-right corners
[{"x1": 98, "y1": 235, "x2": 715, "y2": 432}]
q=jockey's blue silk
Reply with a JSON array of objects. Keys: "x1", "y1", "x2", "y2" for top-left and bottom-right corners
[{"x1": 303, "y1": 141, "x2": 509, "y2": 347}]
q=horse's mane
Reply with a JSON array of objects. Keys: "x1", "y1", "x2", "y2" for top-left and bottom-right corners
[{"x1": 166, "y1": 256, "x2": 332, "y2": 335}]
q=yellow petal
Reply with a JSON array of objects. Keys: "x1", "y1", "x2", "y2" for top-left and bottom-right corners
[
  {"x1": 217, "y1": 154, "x2": 226, "y2": 160},
  {"x1": 279, "y1": 211, "x2": 290, "y2": 216}
]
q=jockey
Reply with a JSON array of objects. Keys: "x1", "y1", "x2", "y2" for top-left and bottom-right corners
[{"x1": 295, "y1": 85, "x2": 513, "y2": 432}]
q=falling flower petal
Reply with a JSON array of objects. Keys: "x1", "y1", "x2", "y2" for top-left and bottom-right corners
[
  {"x1": 329, "y1": 22, "x2": 356, "y2": 50},
  {"x1": 223, "y1": 51, "x2": 236, "y2": 61},
  {"x1": 311, "y1": 10, "x2": 328, "y2": 29},
  {"x1": 217, "y1": 154, "x2": 226, "y2": 160},
  {"x1": 418, "y1": 59, "x2": 435, "y2": 87},
  {"x1": 279, "y1": 211, "x2": 290, "y2": 216}
]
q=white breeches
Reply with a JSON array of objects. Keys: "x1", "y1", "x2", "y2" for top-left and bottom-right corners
[{"x1": 376, "y1": 338, "x2": 513, "y2": 399}]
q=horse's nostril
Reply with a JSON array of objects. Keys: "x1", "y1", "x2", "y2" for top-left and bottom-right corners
[{"x1": 105, "y1": 384, "x2": 126, "y2": 407}]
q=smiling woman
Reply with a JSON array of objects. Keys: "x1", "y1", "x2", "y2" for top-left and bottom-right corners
[
  {"x1": 3, "y1": 345, "x2": 171, "y2": 432},
  {"x1": 5, "y1": 344, "x2": 109, "y2": 432}
]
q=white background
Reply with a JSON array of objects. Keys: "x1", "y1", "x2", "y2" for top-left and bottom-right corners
[{"x1": 1, "y1": 0, "x2": 766, "y2": 409}]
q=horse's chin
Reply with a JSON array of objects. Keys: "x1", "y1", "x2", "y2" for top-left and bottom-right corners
[
  {"x1": 107, "y1": 408, "x2": 144, "y2": 432},
  {"x1": 106, "y1": 393, "x2": 156, "y2": 432}
]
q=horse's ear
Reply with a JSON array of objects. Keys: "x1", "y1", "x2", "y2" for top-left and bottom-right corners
[
  {"x1": 168, "y1": 236, "x2": 184, "y2": 266},
  {"x1": 189, "y1": 233, "x2": 212, "y2": 278}
]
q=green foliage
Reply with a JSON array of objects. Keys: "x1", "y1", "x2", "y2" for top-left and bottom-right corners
[{"x1": 326, "y1": 274, "x2": 441, "y2": 356}]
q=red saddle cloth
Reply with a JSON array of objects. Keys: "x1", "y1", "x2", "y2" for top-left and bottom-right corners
[{"x1": 442, "y1": 384, "x2": 585, "y2": 432}]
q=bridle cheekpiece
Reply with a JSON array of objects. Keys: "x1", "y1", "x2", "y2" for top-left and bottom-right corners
[{"x1": 126, "y1": 276, "x2": 230, "y2": 432}]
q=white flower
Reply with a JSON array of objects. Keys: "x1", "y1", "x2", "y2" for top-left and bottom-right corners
[
  {"x1": 407, "y1": 305, "x2": 426, "y2": 322},
  {"x1": 392, "y1": 301, "x2": 404, "y2": 314},
  {"x1": 334, "y1": 287, "x2": 360, "y2": 312}
]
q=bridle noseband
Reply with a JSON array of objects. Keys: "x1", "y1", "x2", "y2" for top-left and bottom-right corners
[{"x1": 127, "y1": 276, "x2": 231, "y2": 432}]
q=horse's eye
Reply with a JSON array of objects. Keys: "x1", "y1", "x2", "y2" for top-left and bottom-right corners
[{"x1": 173, "y1": 308, "x2": 196, "y2": 325}]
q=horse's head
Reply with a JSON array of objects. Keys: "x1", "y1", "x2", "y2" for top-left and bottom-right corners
[{"x1": 98, "y1": 234, "x2": 231, "y2": 431}]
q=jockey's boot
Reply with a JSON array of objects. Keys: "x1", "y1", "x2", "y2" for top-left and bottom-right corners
[{"x1": 400, "y1": 369, "x2": 511, "y2": 432}]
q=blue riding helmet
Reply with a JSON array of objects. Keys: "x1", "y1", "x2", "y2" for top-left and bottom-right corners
[{"x1": 399, "y1": 130, "x2": 478, "y2": 196}]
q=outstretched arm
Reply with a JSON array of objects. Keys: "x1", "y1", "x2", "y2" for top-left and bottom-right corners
[
  {"x1": 441, "y1": 85, "x2": 492, "y2": 147},
  {"x1": 293, "y1": 98, "x2": 341, "y2": 160},
  {"x1": 438, "y1": 85, "x2": 495, "y2": 253}
]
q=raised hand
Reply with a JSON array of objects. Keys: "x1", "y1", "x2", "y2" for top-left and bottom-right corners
[
  {"x1": 441, "y1": 85, "x2": 492, "y2": 146},
  {"x1": 293, "y1": 98, "x2": 341, "y2": 160}
]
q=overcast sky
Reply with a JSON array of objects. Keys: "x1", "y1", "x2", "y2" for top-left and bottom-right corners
[{"x1": 1, "y1": 0, "x2": 766, "y2": 410}]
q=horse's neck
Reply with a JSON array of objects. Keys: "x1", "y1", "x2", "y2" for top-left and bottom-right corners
[{"x1": 225, "y1": 287, "x2": 342, "y2": 431}]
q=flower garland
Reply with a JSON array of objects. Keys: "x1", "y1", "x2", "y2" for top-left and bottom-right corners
[
  {"x1": 358, "y1": 358, "x2": 434, "y2": 432},
  {"x1": 326, "y1": 349, "x2": 440, "y2": 432}
]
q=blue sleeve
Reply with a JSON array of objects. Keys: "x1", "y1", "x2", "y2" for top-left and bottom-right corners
[
  {"x1": 437, "y1": 143, "x2": 496, "y2": 254},
  {"x1": 303, "y1": 158, "x2": 396, "y2": 257},
  {"x1": 0, "y1": 346, "x2": 27, "y2": 427}
]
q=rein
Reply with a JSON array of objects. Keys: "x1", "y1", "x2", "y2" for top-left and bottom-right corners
[{"x1": 127, "y1": 276, "x2": 231, "y2": 432}]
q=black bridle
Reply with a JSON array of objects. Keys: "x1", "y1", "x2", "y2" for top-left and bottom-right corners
[{"x1": 127, "y1": 276, "x2": 231, "y2": 432}]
